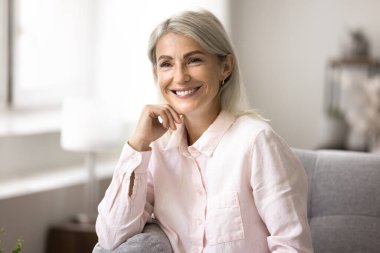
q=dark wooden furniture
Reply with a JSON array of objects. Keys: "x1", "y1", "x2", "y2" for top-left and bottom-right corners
[{"x1": 46, "y1": 222, "x2": 97, "y2": 253}]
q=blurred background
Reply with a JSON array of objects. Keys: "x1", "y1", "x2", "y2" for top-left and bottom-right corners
[{"x1": 1, "y1": 0, "x2": 380, "y2": 252}]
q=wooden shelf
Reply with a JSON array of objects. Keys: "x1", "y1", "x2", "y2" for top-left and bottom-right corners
[{"x1": 330, "y1": 57, "x2": 380, "y2": 68}]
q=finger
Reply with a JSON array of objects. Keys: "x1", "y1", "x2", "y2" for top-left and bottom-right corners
[
  {"x1": 147, "y1": 105, "x2": 178, "y2": 130},
  {"x1": 147, "y1": 107, "x2": 167, "y2": 129},
  {"x1": 156, "y1": 110, "x2": 170, "y2": 129},
  {"x1": 163, "y1": 109, "x2": 177, "y2": 130},
  {"x1": 159, "y1": 107, "x2": 176, "y2": 130},
  {"x1": 153, "y1": 105, "x2": 171, "y2": 129},
  {"x1": 165, "y1": 105, "x2": 182, "y2": 124},
  {"x1": 162, "y1": 105, "x2": 181, "y2": 130}
]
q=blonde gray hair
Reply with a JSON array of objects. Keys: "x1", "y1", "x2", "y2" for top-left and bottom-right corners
[{"x1": 148, "y1": 9, "x2": 250, "y2": 115}]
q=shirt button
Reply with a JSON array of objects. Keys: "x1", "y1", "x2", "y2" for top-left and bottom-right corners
[{"x1": 196, "y1": 218, "x2": 203, "y2": 225}]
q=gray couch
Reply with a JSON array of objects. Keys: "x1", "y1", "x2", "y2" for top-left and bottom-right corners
[
  {"x1": 94, "y1": 149, "x2": 380, "y2": 253},
  {"x1": 297, "y1": 149, "x2": 380, "y2": 253}
]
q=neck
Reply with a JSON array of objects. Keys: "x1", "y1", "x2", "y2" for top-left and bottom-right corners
[{"x1": 183, "y1": 104, "x2": 221, "y2": 146}]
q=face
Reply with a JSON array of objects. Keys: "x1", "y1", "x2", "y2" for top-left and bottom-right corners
[{"x1": 155, "y1": 33, "x2": 232, "y2": 117}]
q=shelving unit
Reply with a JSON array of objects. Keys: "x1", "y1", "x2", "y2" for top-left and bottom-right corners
[
  {"x1": 325, "y1": 57, "x2": 380, "y2": 116},
  {"x1": 322, "y1": 57, "x2": 380, "y2": 150}
]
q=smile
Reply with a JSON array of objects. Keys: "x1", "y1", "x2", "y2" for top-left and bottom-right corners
[{"x1": 172, "y1": 87, "x2": 201, "y2": 97}]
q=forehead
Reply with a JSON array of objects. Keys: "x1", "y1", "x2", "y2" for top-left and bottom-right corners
[{"x1": 155, "y1": 33, "x2": 205, "y2": 58}]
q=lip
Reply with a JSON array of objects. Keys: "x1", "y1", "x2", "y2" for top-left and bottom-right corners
[{"x1": 170, "y1": 86, "x2": 201, "y2": 98}]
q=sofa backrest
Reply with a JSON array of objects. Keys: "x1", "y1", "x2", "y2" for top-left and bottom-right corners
[{"x1": 293, "y1": 149, "x2": 380, "y2": 253}]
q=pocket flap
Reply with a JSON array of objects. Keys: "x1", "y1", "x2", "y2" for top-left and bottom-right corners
[{"x1": 208, "y1": 191, "x2": 239, "y2": 209}]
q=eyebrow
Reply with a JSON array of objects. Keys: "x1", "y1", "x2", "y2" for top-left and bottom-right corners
[{"x1": 157, "y1": 50, "x2": 206, "y2": 62}]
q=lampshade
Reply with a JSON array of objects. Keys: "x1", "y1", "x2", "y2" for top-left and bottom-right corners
[{"x1": 61, "y1": 97, "x2": 125, "y2": 152}]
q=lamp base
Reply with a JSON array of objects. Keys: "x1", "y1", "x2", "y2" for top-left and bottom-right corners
[{"x1": 71, "y1": 152, "x2": 99, "y2": 225}]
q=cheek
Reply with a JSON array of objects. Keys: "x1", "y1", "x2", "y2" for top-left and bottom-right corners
[
  {"x1": 158, "y1": 82, "x2": 167, "y2": 96},
  {"x1": 157, "y1": 74, "x2": 169, "y2": 92},
  {"x1": 203, "y1": 64, "x2": 222, "y2": 82},
  {"x1": 204, "y1": 71, "x2": 222, "y2": 92}
]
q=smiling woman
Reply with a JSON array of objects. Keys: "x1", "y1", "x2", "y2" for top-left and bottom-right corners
[{"x1": 94, "y1": 9, "x2": 314, "y2": 253}]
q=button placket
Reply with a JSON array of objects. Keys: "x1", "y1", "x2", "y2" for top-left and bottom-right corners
[{"x1": 190, "y1": 156, "x2": 207, "y2": 251}]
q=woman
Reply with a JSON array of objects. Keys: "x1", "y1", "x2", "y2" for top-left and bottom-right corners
[{"x1": 94, "y1": 9, "x2": 314, "y2": 253}]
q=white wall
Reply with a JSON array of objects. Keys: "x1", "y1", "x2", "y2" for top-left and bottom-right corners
[{"x1": 231, "y1": 0, "x2": 380, "y2": 148}]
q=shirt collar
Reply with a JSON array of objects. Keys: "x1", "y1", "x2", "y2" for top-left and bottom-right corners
[{"x1": 163, "y1": 111, "x2": 236, "y2": 157}]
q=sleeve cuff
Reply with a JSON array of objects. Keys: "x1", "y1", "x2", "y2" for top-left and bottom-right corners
[{"x1": 117, "y1": 143, "x2": 152, "y2": 175}]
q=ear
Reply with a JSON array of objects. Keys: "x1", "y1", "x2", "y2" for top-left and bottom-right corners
[{"x1": 221, "y1": 54, "x2": 234, "y2": 81}]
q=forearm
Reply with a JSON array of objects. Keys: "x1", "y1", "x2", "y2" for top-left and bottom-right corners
[{"x1": 95, "y1": 144, "x2": 153, "y2": 250}]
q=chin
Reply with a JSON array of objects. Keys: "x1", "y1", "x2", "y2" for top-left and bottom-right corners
[{"x1": 172, "y1": 104, "x2": 197, "y2": 115}]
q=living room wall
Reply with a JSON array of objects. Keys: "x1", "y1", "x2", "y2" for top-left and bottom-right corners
[{"x1": 230, "y1": 0, "x2": 380, "y2": 149}]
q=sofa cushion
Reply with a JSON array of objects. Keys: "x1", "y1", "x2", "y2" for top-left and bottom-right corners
[
  {"x1": 294, "y1": 149, "x2": 380, "y2": 253},
  {"x1": 310, "y1": 216, "x2": 380, "y2": 253}
]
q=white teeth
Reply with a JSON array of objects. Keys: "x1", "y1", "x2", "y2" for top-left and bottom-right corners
[{"x1": 175, "y1": 88, "x2": 197, "y2": 97}]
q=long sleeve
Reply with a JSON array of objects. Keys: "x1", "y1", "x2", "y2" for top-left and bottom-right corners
[
  {"x1": 250, "y1": 128, "x2": 314, "y2": 253},
  {"x1": 95, "y1": 143, "x2": 154, "y2": 250}
]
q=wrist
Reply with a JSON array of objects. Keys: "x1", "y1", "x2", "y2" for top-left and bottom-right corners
[{"x1": 128, "y1": 138, "x2": 151, "y2": 152}]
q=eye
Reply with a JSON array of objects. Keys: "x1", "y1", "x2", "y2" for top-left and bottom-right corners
[
  {"x1": 159, "y1": 61, "x2": 172, "y2": 68},
  {"x1": 188, "y1": 57, "x2": 202, "y2": 64}
]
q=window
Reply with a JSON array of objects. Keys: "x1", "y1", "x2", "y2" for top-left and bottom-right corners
[
  {"x1": 7, "y1": 0, "x2": 94, "y2": 110},
  {"x1": 0, "y1": 0, "x2": 9, "y2": 110},
  {"x1": 0, "y1": 0, "x2": 230, "y2": 183},
  {"x1": 1, "y1": 0, "x2": 230, "y2": 117}
]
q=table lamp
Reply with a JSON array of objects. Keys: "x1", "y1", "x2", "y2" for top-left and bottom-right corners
[{"x1": 60, "y1": 97, "x2": 125, "y2": 223}]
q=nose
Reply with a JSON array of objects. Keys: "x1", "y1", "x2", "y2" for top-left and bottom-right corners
[{"x1": 173, "y1": 65, "x2": 190, "y2": 84}]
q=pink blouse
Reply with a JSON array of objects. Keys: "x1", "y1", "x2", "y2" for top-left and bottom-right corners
[{"x1": 95, "y1": 111, "x2": 314, "y2": 253}]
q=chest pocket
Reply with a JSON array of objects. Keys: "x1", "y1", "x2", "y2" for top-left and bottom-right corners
[{"x1": 205, "y1": 191, "x2": 245, "y2": 245}]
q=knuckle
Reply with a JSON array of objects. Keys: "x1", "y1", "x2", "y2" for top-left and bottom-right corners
[{"x1": 142, "y1": 104, "x2": 152, "y2": 112}]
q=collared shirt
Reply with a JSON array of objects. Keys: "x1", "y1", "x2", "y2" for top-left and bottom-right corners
[{"x1": 96, "y1": 111, "x2": 314, "y2": 253}]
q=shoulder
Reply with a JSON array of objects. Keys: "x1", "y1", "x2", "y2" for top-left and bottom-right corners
[
  {"x1": 229, "y1": 113, "x2": 274, "y2": 139},
  {"x1": 217, "y1": 113, "x2": 276, "y2": 154},
  {"x1": 228, "y1": 113, "x2": 291, "y2": 152}
]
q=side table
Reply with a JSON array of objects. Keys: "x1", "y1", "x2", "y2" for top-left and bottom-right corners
[{"x1": 46, "y1": 222, "x2": 98, "y2": 253}]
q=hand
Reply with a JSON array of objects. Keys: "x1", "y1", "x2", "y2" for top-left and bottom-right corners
[{"x1": 128, "y1": 104, "x2": 182, "y2": 151}]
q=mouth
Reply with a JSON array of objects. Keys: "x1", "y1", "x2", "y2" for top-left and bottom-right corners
[{"x1": 171, "y1": 86, "x2": 201, "y2": 97}]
